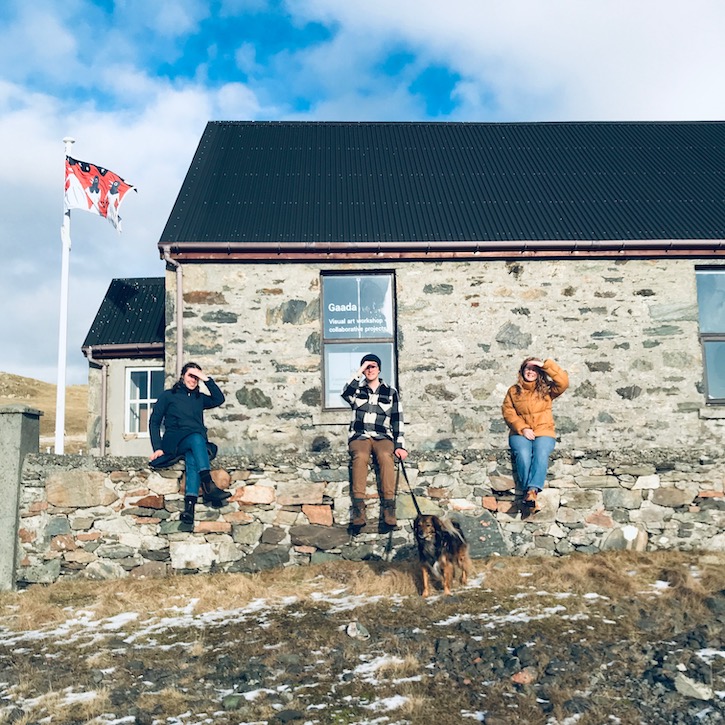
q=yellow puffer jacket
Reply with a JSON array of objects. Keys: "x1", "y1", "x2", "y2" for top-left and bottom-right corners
[{"x1": 501, "y1": 359, "x2": 569, "y2": 437}]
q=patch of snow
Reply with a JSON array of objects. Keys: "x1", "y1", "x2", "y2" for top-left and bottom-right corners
[{"x1": 363, "y1": 694, "x2": 408, "y2": 711}]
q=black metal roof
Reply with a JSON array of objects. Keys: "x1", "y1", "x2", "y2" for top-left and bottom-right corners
[
  {"x1": 82, "y1": 278, "x2": 164, "y2": 351},
  {"x1": 159, "y1": 121, "x2": 725, "y2": 247}
]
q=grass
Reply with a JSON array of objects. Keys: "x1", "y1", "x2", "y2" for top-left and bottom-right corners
[
  {"x1": 0, "y1": 371, "x2": 87, "y2": 453},
  {"x1": 0, "y1": 551, "x2": 723, "y2": 724}
]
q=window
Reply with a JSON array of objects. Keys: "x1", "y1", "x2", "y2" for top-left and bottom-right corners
[
  {"x1": 695, "y1": 267, "x2": 725, "y2": 403},
  {"x1": 126, "y1": 367, "x2": 165, "y2": 434},
  {"x1": 321, "y1": 272, "x2": 397, "y2": 408}
]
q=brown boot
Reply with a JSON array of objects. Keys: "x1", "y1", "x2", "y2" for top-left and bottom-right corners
[
  {"x1": 524, "y1": 488, "x2": 541, "y2": 512},
  {"x1": 351, "y1": 498, "x2": 367, "y2": 530},
  {"x1": 382, "y1": 499, "x2": 398, "y2": 529}
]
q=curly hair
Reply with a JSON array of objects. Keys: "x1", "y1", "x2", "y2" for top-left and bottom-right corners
[{"x1": 514, "y1": 357, "x2": 553, "y2": 398}]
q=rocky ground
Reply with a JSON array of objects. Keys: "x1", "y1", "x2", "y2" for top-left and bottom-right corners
[{"x1": 0, "y1": 553, "x2": 723, "y2": 724}]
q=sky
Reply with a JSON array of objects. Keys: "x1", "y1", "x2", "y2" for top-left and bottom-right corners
[{"x1": 2, "y1": 0, "x2": 725, "y2": 385}]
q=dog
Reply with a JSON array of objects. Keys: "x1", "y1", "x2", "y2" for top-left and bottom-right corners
[{"x1": 414, "y1": 514, "x2": 471, "y2": 597}]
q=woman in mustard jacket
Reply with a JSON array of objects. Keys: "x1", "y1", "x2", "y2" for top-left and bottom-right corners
[{"x1": 502, "y1": 357, "x2": 569, "y2": 510}]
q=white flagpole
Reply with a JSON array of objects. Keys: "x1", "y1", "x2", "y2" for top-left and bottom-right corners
[{"x1": 55, "y1": 136, "x2": 75, "y2": 454}]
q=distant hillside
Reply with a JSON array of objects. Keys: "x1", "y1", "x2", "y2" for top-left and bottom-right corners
[{"x1": 0, "y1": 372, "x2": 87, "y2": 453}]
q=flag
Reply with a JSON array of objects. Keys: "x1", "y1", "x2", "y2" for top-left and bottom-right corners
[{"x1": 64, "y1": 156, "x2": 136, "y2": 231}]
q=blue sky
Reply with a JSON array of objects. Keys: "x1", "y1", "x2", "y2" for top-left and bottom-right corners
[{"x1": 2, "y1": 0, "x2": 725, "y2": 385}]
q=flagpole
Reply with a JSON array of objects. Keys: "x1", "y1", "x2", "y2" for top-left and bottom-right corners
[{"x1": 55, "y1": 136, "x2": 75, "y2": 454}]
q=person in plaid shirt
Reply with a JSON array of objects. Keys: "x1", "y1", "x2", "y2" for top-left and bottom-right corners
[{"x1": 342, "y1": 353, "x2": 408, "y2": 532}]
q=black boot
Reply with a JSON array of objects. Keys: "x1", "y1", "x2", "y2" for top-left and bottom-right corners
[
  {"x1": 180, "y1": 495, "x2": 197, "y2": 526},
  {"x1": 200, "y1": 470, "x2": 231, "y2": 507}
]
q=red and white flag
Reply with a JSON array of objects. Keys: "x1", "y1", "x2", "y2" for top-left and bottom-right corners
[{"x1": 64, "y1": 156, "x2": 135, "y2": 231}]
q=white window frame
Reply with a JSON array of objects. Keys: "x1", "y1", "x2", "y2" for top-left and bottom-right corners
[
  {"x1": 125, "y1": 366, "x2": 164, "y2": 435},
  {"x1": 320, "y1": 271, "x2": 398, "y2": 410}
]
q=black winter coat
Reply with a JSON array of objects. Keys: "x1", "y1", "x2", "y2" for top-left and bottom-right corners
[{"x1": 149, "y1": 378, "x2": 224, "y2": 455}]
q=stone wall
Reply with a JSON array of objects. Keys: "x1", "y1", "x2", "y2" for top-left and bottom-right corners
[
  {"x1": 16, "y1": 448, "x2": 724, "y2": 585},
  {"x1": 164, "y1": 258, "x2": 725, "y2": 458}
]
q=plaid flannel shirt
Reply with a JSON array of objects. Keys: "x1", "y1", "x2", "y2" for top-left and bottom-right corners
[{"x1": 342, "y1": 375, "x2": 406, "y2": 449}]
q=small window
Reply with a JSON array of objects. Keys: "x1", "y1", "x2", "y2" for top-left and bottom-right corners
[
  {"x1": 696, "y1": 267, "x2": 725, "y2": 403},
  {"x1": 321, "y1": 272, "x2": 397, "y2": 408},
  {"x1": 126, "y1": 367, "x2": 164, "y2": 434}
]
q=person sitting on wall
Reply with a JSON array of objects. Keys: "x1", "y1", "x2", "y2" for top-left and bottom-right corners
[
  {"x1": 342, "y1": 354, "x2": 408, "y2": 532},
  {"x1": 149, "y1": 362, "x2": 230, "y2": 526},
  {"x1": 502, "y1": 357, "x2": 569, "y2": 513}
]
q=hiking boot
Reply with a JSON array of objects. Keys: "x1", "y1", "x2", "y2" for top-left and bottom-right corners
[
  {"x1": 180, "y1": 495, "x2": 197, "y2": 526},
  {"x1": 524, "y1": 488, "x2": 541, "y2": 512},
  {"x1": 200, "y1": 470, "x2": 231, "y2": 506},
  {"x1": 350, "y1": 498, "x2": 367, "y2": 531},
  {"x1": 382, "y1": 499, "x2": 398, "y2": 529}
]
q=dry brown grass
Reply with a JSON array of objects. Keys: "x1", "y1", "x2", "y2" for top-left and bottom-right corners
[
  {"x1": 134, "y1": 688, "x2": 193, "y2": 718},
  {"x1": 3, "y1": 688, "x2": 110, "y2": 725},
  {"x1": 3, "y1": 551, "x2": 722, "y2": 634},
  {"x1": 0, "y1": 550, "x2": 722, "y2": 725},
  {"x1": 0, "y1": 371, "x2": 87, "y2": 453}
]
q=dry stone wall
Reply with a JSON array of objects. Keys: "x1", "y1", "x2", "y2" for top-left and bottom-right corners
[
  {"x1": 16, "y1": 449, "x2": 725, "y2": 585},
  {"x1": 166, "y1": 258, "x2": 725, "y2": 458}
]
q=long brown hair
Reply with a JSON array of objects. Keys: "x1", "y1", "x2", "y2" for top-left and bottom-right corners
[{"x1": 514, "y1": 357, "x2": 553, "y2": 398}]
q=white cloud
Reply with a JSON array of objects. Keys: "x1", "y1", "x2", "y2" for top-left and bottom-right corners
[
  {"x1": 3, "y1": 0, "x2": 724, "y2": 387},
  {"x1": 116, "y1": 0, "x2": 211, "y2": 38},
  {"x1": 0, "y1": 72, "x2": 264, "y2": 384},
  {"x1": 286, "y1": 0, "x2": 725, "y2": 120}
]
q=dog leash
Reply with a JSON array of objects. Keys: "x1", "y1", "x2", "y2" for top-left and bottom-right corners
[{"x1": 396, "y1": 458, "x2": 422, "y2": 517}]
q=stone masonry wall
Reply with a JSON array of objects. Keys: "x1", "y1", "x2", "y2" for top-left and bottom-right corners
[
  {"x1": 16, "y1": 449, "x2": 725, "y2": 585},
  {"x1": 164, "y1": 258, "x2": 725, "y2": 458}
]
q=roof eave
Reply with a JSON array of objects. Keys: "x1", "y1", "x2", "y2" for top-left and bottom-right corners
[
  {"x1": 82, "y1": 343, "x2": 165, "y2": 361},
  {"x1": 158, "y1": 239, "x2": 725, "y2": 262}
]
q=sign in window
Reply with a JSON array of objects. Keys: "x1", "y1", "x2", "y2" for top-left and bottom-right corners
[
  {"x1": 321, "y1": 273, "x2": 397, "y2": 408},
  {"x1": 695, "y1": 268, "x2": 725, "y2": 403}
]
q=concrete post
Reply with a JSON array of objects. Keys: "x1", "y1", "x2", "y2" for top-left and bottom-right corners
[{"x1": 0, "y1": 405, "x2": 42, "y2": 591}]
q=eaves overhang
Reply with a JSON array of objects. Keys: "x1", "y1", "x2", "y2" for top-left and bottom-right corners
[
  {"x1": 158, "y1": 239, "x2": 725, "y2": 263},
  {"x1": 81, "y1": 343, "x2": 165, "y2": 361}
]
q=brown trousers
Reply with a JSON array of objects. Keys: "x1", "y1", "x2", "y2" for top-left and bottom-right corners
[{"x1": 348, "y1": 438, "x2": 396, "y2": 500}]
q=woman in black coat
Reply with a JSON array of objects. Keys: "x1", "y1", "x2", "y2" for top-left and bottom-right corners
[{"x1": 149, "y1": 362, "x2": 230, "y2": 525}]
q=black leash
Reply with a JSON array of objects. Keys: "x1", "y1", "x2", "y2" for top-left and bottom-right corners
[{"x1": 397, "y1": 458, "x2": 422, "y2": 517}]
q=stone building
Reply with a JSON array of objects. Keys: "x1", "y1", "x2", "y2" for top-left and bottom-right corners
[
  {"x1": 85, "y1": 120, "x2": 725, "y2": 457},
  {"x1": 83, "y1": 277, "x2": 164, "y2": 456}
]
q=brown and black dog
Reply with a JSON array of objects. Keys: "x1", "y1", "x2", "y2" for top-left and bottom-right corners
[{"x1": 414, "y1": 514, "x2": 472, "y2": 597}]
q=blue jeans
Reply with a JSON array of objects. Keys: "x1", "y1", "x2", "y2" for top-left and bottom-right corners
[
  {"x1": 509, "y1": 435, "x2": 556, "y2": 492},
  {"x1": 177, "y1": 433, "x2": 211, "y2": 497}
]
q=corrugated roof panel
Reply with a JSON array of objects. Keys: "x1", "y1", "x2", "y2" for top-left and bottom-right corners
[
  {"x1": 159, "y1": 121, "x2": 725, "y2": 245},
  {"x1": 83, "y1": 278, "x2": 165, "y2": 347}
]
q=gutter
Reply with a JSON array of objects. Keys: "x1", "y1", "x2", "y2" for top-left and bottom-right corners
[
  {"x1": 81, "y1": 343, "x2": 164, "y2": 360},
  {"x1": 84, "y1": 346, "x2": 108, "y2": 455},
  {"x1": 158, "y1": 238, "x2": 725, "y2": 261},
  {"x1": 161, "y1": 245, "x2": 183, "y2": 378}
]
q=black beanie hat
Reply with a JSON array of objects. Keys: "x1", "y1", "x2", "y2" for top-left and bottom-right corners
[{"x1": 360, "y1": 353, "x2": 382, "y2": 369}]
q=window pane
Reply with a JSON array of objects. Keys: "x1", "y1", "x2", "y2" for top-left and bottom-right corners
[
  {"x1": 129, "y1": 370, "x2": 147, "y2": 400},
  {"x1": 322, "y1": 274, "x2": 394, "y2": 340},
  {"x1": 138, "y1": 403, "x2": 149, "y2": 433},
  {"x1": 324, "y1": 342, "x2": 395, "y2": 408},
  {"x1": 696, "y1": 270, "x2": 725, "y2": 333},
  {"x1": 703, "y1": 341, "x2": 725, "y2": 400},
  {"x1": 150, "y1": 370, "x2": 165, "y2": 399},
  {"x1": 128, "y1": 403, "x2": 140, "y2": 434}
]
